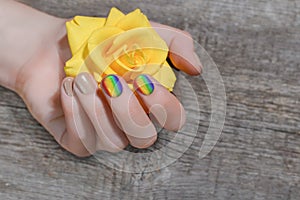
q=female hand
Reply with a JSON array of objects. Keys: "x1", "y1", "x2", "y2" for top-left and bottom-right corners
[{"x1": 2, "y1": 1, "x2": 202, "y2": 157}]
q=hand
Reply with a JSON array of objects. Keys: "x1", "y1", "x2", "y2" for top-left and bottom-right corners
[
  {"x1": 1, "y1": 1, "x2": 202, "y2": 157},
  {"x1": 59, "y1": 22, "x2": 202, "y2": 156}
]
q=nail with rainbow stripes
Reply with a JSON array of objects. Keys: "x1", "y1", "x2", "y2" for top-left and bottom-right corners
[
  {"x1": 101, "y1": 74, "x2": 123, "y2": 98},
  {"x1": 135, "y1": 74, "x2": 154, "y2": 96}
]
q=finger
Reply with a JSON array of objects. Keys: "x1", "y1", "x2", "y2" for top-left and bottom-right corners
[
  {"x1": 100, "y1": 74, "x2": 157, "y2": 149},
  {"x1": 151, "y1": 22, "x2": 202, "y2": 75},
  {"x1": 60, "y1": 77, "x2": 97, "y2": 157},
  {"x1": 73, "y1": 73, "x2": 129, "y2": 152},
  {"x1": 134, "y1": 74, "x2": 186, "y2": 131}
]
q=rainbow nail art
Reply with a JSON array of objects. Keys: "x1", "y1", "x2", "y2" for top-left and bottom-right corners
[
  {"x1": 102, "y1": 75, "x2": 123, "y2": 97},
  {"x1": 136, "y1": 75, "x2": 154, "y2": 95}
]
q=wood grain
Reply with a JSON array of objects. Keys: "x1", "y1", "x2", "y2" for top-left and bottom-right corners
[{"x1": 0, "y1": 0, "x2": 299, "y2": 199}]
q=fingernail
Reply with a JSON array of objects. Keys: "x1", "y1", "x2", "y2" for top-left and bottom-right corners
[
  {"x1": 75, "y1": 73, "x2": 95, "y2": 95},
  {"x1": 101, "y1": 75, "x2": 123, "y2": 98},
  {"x1": 63, "y1": 78, "x2": 73, "y2": 96},
  {"x1": 193, "y1": 52, "x2": 202, "y2": 72},
  {"x1": 135, "y1": 75, "x2": 154, "y2": 96}
]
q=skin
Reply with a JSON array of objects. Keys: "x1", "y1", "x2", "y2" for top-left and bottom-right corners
[{"x1": 0, "y1": 0, "x2": 202, "y2": 157}]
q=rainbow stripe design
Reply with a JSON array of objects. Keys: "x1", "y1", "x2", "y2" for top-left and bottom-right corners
[
  {"x1": 136, "y1": 75, "x2": 154, "y2": 95},
  {"x1": 102, "y1": 75, "x2": 123, "y2": 97}
]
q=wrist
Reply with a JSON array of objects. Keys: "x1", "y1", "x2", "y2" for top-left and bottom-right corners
[{"x1": 0, "y1": 1, "x2": 71, "y2": 94}]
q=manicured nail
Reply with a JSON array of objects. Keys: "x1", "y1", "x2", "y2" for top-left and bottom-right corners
[
  {"x1": 101, "y1": 75, "x2": 123, "y2": 98},
  {"x1": 193, "y1": 52, "x2": 202, "y2": 71},
  {"x1": 75, "y1": 73, "x2": 95, "y2": 95},
  {"x1": 63, "y1": 78, "x2": 73, "y2": 96},
  {"x1": 135, "y1": 75, "x2": 154, "y2": 96}
]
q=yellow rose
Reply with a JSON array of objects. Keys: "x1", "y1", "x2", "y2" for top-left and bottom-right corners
[{"x1": 64, "y1": 7, "x2": 176, "y2": 91}]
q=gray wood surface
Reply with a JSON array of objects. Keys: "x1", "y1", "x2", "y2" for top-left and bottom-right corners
[{"x1": 1, "y1": 0, "x2": 300, "y2": 199}]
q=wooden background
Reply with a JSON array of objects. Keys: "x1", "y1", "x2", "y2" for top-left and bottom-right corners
[{"x1": 0, "y1": 0, "x2": 299, "y2": 199}]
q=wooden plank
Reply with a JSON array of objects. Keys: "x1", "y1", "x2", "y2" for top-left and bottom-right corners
[{"x1": 0, "y1": 0, "x2": 299, "y2": 199}]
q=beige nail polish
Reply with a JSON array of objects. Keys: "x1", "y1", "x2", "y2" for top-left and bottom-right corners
[
  {"x1": 63, "y1": 78, "x2": 73, "y2": 96},
  {"x1": 75, "y1": 73, "x2": 95, "y2": 95}
]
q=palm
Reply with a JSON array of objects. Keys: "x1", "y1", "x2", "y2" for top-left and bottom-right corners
[{"x1": 19, "y1": 45, "x2": 67, "y2": 140}]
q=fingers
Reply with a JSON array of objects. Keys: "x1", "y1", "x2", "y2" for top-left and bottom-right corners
[
  {"x1": 60, "y1": 72, "x2": 185, "y2": 156},
  {"x1": 134, "y1": 75, "x2": 186, "y2": 131},
  {"x1": 100, "y1": 74, "x2": 157, "y2": 148},
  {"x1": 73, "y1": 73, "x2": 129, "y2": 152},
  {"x1": 60, "y1": 77, "x2": 96, "y2": 157},
  {"x1": 150, "y1": 21, "x2": 202, "y2": 75}
]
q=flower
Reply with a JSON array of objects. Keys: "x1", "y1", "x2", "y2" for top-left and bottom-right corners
[{"x1": 64, "y1": 7, "x2": 176, "y2": 91}]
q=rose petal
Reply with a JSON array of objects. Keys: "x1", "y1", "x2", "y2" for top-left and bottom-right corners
[
  {"x1": 67, "y1": 16, "x2": 106, "y2": 54},
  {"x1": 105, "y1": 7, "x2": 126, "y2": 27},
  {"x1": 152, "y1": 61, "x2": 176, "y2": 91},
  {"x1": 116, "y1": 9, "x2": 151, "y2": 30}
]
